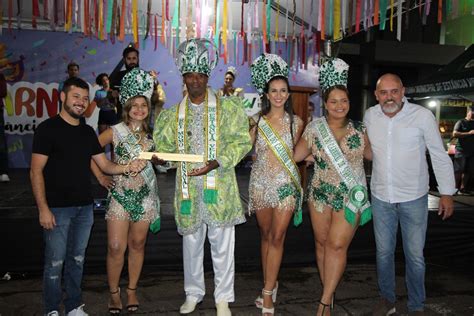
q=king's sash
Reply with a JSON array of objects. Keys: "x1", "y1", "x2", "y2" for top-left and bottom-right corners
[{"x1": 176, "y1": 88, "x2": 219, "y2": 215}]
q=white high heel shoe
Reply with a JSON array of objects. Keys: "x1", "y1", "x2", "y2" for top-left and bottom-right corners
[
  {"x1": 261, "y1": 289, "x2": 274, "y2": 315},
  {"x1": 255, "y1": 282, "x2": 278, "y2": 309}
]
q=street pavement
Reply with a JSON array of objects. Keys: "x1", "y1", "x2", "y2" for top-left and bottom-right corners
[{"x1": 0, "y1": 169, "x2": 473, "y2": 315}]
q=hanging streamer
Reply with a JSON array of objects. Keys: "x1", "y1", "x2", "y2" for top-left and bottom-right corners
[
  {"x1": 43, "y1": 0, "x2": 48, "y2": 19},
  {"x1": 118, "y1": 0, "x2": 125, "y2": 41},
  {"x1": 320, "y1": 0, "x2": 325, "y2": 39},
  {"x1": 368, "y1": 0, "x2": 374, "y2": 28},
  {"x1": 162, "y1": 0, "x2": 166, "y2": 42},
  {"x1": 144, "y1": 0, "x2": 151, "y2": 40},
  {"x1": 390, "y1": 0, "x2": 394, "y2": 31},
  {"x1": 132, "y1": 0, "x2": 138, "y2": 46},
  {"x1": 106, "y1": 0, "x2": 113, "y2": 34},
  {"x1": 154, "y1": 14, "x2": 158, "y2": 50},
  {"x1": 341, "y1": 0, "x2": 346, "y2": 35},
  {"x1": 266, "y1": 0, "x2": 271, "y2": 43},
  {"x1": 223, "y1": 0, "x2": 228, "y2": 63},
  {"x1": 285, "y1": 0, "x2": 289, "y2": 39},
  {"x1": 84, "y1": 0, "x2": 89, "y2": 36},
  {"x1": 348, "y1": 0, "x2": 353, "y2": 35},
  {"x1": 196, "y1": 0, "x2": 201, "y2": 38},
  {"x1": 201, "y1": 0, "x2": 210, "y2": 39},
  {"x1": 396, "y1": 0, "x2": 402, "y2": 40},
  {"x1": 379, "y1": 0, "x2": 388, "y2": 30},
  {"x1": 262, "y1": 0, "x2": 268, "y2": 44},
  {"x1": 437, "y1": 0, "x2": 443, "y2": 23},
  {"x1": 426, "y1": 0, "x2": 432, "y2": 14},
  {"x1": 327, "y1": 0, "x2": 333, "y2": 36},
  {"x1": 275, "y1": 0, "x2": 280, "y2": 40},
  {"x1": 65, "y1": 0, "x2": 72, "y2": 31},
  {"x1": 110, "y1": 0, "x2": 118, "y2": 43},
  {"x1": 291, "y1": 0, "x2": 296, "y2": 39},
  {"x1": 186, "y1": 0, "x2": 193, "y2": 39},
  {"x1": 374, "y1": 0, "x2": 380, "y2": 25},
  {"x1": 32, "y1": 0, "x2": 40, "y2": 28},
  {"x1": 362, "y1": 0, "x2": 367, "y2": 30},
  {"x1": 300, "y1": 0, "x2": 305, "y2": 38},
  {"x1": 98, "y1": 0, "x2": 103, "y2": 39},
  {"x1": 72, "y1": 0, "x2": 76, "y2": 32},
  {"x1": 166, "y1": 0, "x2": 169, "y2": 20},
  {"x1": 334, "y1": 0, "x2": 341, "y2": 40},
  {"x1": 308, "y1": 0, "x2": 314, "y2": 37},
  {"x1": 214, "y1": 0, "x2": 221, "y2": 49},
  {"x1": 102, "y1": 0, "x2": 108, "y2": 39},
  {"x1": 355, "y1": 0, "x2": 361, "y2": 33}
]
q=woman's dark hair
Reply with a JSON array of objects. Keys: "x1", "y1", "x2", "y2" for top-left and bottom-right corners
[
  {"x1": 95, "y1": 73, "x2": 108, "y2": 86},
  {"x1": 322, "y1": 85, "x2": 349, "y2": 102},
  {"x1": 254, "y1": 76, "x2": 295, "y2": 146},
  {"x1": 225, "y1": 71, "x2": 235, "y2": 80}
]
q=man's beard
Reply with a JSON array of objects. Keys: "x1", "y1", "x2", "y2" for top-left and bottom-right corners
[
  {"x1": 381, "y1": 99, "x2": 403, "y2": 114},
  {"x1": 125, "y1": 63, "x2": 139, "y2": 71},
  {"x1": 64, "y1": 101, "x2": 85, "y2": 119}
]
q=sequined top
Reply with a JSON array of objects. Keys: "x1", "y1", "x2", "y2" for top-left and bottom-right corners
[
  {"x1": 249, "y1": 113, "x2": 303, "y2": 212},
  {"x1": 303, "y1": 119, "x2": 366, "y2": 212},
  {"x1": 106, "y1": 123, "x2": 160, "y2": 223},
  {"x1": 153, "y1": 95, "x2": 252, "y2": 235}
]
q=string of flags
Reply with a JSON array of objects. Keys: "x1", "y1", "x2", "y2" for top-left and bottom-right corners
[{"x1": 1, "y1": 0, "x2": 473, "y2": 68}]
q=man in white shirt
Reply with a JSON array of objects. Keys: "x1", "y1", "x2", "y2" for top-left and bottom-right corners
[{"x1": 364, "y1": 74, "x2": 456, "y2": 315}]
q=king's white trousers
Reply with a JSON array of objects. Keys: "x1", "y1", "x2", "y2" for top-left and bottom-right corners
[{"x1": 182, "y1": 223, "x2": 235, "y2": 303}]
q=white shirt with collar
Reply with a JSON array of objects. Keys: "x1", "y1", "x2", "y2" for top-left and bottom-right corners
[{"x1": 364, "y1": 97, "x2": 456, "y2": 203}]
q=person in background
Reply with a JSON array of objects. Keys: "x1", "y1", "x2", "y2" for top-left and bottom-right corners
[
  {"x1": 452, "y1": 106, "x2": 474, "y2": 194},
  {"x1": 365, "y1": 73, "x2": 456, "y2": 315},
  {"x1": 30, "y1": 77, "x2": 145, "y2": 316},
  {"x1": 93, "y1": 73, "x2": 118, "y2": 134},
  {"x1": 153, "y1": 38, "x2": 251, "y2": 316},
  {"x1": 58, "y1": 62, "x2": 81, "y2": 111},
  {"x1": 218, "y1": 66, "x2": 244, "y2": 98},
  {"x1": 109, "y1": 45, "x2": 166, "y2": 124},
  {"x1": 0, "y1": 72, "x2": 9, "y2": 182},
  {"x1": 91, "y1": 68, "x2": 161, "y2": 315},
  {"x1": 58, "y1": 62, "x2": 80, "y2": 93},
  {"x1": 294, "y1": 58, "x2": 372, "y2": 316},
  {"x1": 248, "y1": 53, "x2": 304, "y2": 316},
  {"x1": 149, "y1": 78, "x2": 167, "y2": 128},
  {"x1": 308, "y1": 101, "x2": 315, "y2": 123}
]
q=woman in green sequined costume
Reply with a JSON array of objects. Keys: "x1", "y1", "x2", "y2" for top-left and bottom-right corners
[
  {"x1": 249, "y1": 76, "x2": 304, "y2": 315},
  {"x1": 92, "y1": 95, "x2": 160, "y2": 314},
  {"x1": 294, "y1": 85, "x2": 372, "y2": 316}
]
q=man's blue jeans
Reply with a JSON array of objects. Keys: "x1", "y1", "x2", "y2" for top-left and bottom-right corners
[
  {"x1": 372, "y1": 194, "x2": 428, "y2": 312},
  {"x1": 43, "y1": 205, "x2": 93, "y2": 314}
]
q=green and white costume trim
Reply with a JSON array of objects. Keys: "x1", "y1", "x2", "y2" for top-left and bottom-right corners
[
  {"x1": 177, "y1": 88, "x2": 218, "y2": 215},
  {"x1": 258, "y1": 117, "x2": 303, "y2": 226},
  {"x1": 313, "y1": 118, "x2": 371, "y2": 226},
  {"x1": 113, "y1": 123, "x2": 161, "y2": 232}
]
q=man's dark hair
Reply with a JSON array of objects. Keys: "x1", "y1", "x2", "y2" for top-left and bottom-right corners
[
  {"x1": 62, "y1": 77, "x2": 89, "y2": 93},
  {"x1": 95, "y1": 73, "x2": 108, "y2": 85},
  {"x1": 67, "y1": 62, "x2": 80, "y2": 70},
  {"x1": 122, "y1": 46, "x2": 139, "y2": 59}
]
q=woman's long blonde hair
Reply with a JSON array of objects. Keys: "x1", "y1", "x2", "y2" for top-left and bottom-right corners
[{"x1": 121, "y1": 95, "x2": 151, "y2": 133}]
